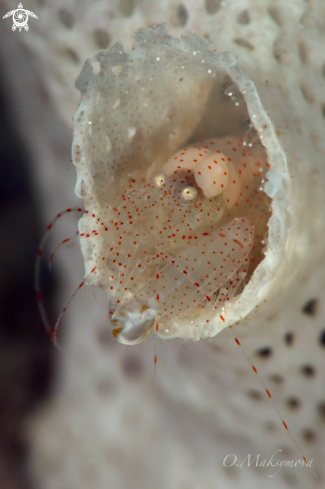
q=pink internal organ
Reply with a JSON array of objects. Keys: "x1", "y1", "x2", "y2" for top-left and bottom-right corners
[
  {"x1": 161, "y1": 144, "x2": 229, "y2": 199},
  {"x1": 159, "y1": 136, "x2": 271, "y2": 276},
  {"x1": 194, "y1": 158, "x2": 229, "y2": 198},
  {"x1": 161, "y1": 137, "x2": 267, "y2": 209}
]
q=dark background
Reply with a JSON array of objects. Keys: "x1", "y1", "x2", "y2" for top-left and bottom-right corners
[{"x1": 0, "y1": 65, "x2": 54, "y2": 489}]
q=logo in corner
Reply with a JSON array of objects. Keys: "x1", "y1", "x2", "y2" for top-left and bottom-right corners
[{"x1": 3, "y1": 3, "x2": 38, "y2": 32}]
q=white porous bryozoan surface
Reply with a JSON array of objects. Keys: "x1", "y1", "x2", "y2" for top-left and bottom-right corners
[{"x1": 72, "y1": 25, "x2": 281, "y2": 340}]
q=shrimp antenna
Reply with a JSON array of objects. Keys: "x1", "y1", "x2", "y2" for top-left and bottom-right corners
[
  {"x1": 227, "y1": 324, "x2": 317, "y2": 480},
  {"x1": 35, "y1": 207, "x2": 109, "y2": 345},
  {"x1": 35, "y1": 208, "x2": 84, "y2": 341}
]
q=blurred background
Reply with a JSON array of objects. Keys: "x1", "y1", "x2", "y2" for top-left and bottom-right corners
[
  {"x1": 0, "y1": 3, "x2": 82, "y2": 487},
  {"x1": 0, "y1": 40, "x2": 55, "y2": 489}
]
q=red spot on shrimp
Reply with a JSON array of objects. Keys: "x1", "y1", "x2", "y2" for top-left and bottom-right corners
[{"x1": 233, "y1": 239, "x2": 243, "y2": 247}]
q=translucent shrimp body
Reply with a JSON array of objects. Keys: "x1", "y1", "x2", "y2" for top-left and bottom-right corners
[
  {"x1": 105, "y1": 135, "x2": 271, "y2": 344},
  {"x1": 109, "y1": 167, "x2": 254, "y2": 344}
]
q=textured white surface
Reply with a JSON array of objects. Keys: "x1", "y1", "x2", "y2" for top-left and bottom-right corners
[
  {"x1": 1, "y1": 0, "x2": 325, "y2": 488},
  {"x1": 72, "y1": 25, "x2": 278, "y2": 339}
]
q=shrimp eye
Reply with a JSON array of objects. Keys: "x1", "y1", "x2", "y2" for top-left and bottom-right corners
[
  {"x1": 153, "y1": 174, "x2": 165, "y2": 187},
  {"x1": 181, "y1": 186, "x2": 198, "y2": 202}
]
